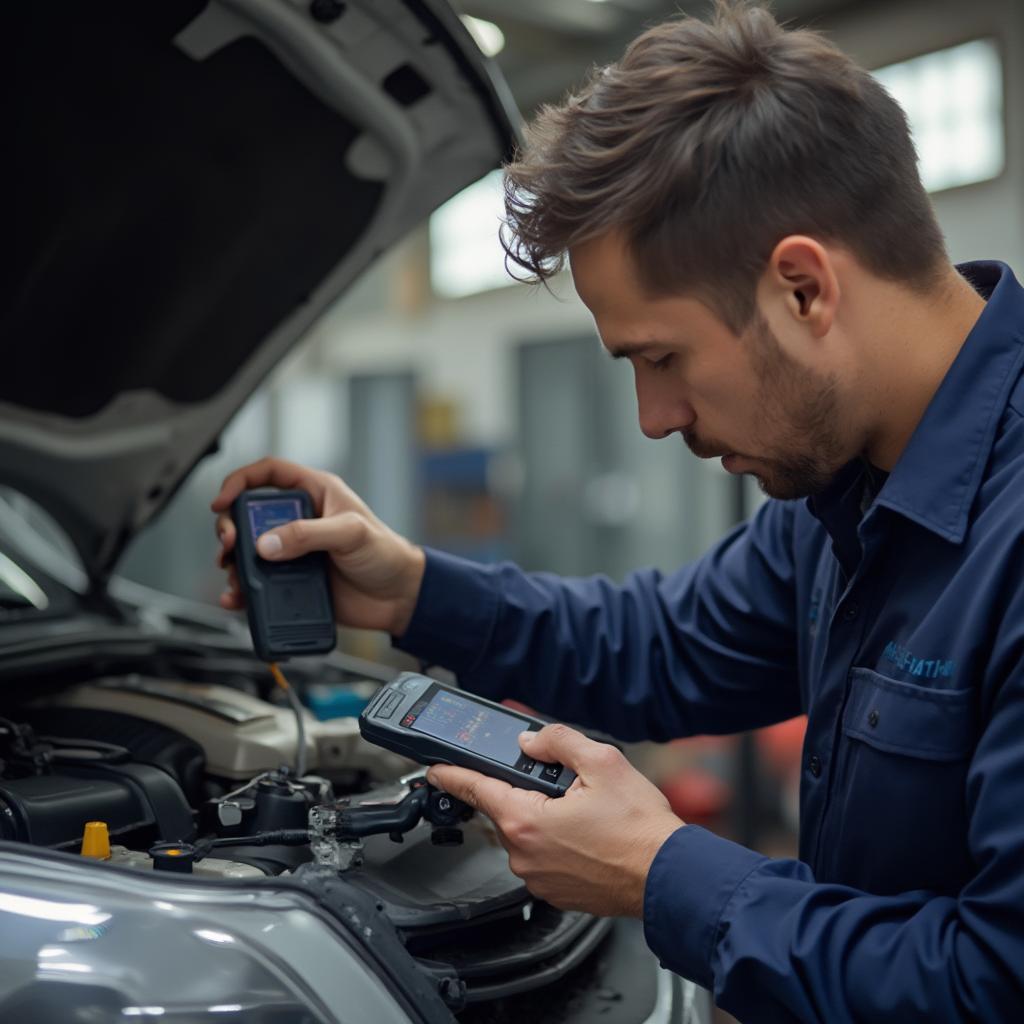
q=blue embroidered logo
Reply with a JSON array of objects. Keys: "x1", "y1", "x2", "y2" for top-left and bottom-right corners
[
  {"x1": 808, "y1": 588, "x2": 822, "y2": 637},
  {"x1": 882, "y1": 640, "x2": 955, "y2": 679}
]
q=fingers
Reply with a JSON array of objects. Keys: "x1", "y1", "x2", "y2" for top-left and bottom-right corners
[
  {"x1": 218, "y1": 564, "x2": 244, "y2": 610},
  {"x1": 519, "y1": 724, "x2": 625, "y2": 780},
  {"x1": 215, "y1": 514, "x2": 236, "y2": 567},
  {"x1": 255, "y1": 511, "x2": 370, "y2": 561},
  {"x1": 210, "y1": 457, "x2": 330, "y2": 513},
  {"x1": 426, "y1": 765, "x2": 515, "y2": 821}
]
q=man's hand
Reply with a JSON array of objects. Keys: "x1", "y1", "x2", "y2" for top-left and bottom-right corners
[
  {"x1": 427, "y1": 724, "x2": 684, "y2": 918},
  {"x1": 211, "y1": 457, "x2": 425, "y2": 637}
]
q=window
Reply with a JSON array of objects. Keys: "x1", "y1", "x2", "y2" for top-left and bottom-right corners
[
  {"x1": 430, "y1": 170, "x2": 514, "y2": 299},
  {"x1": 872, "y1": 39, "x2": 1004, "y2": 193}
]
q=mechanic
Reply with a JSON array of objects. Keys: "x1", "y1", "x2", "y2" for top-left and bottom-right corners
[{"x1": 213, "y1": 2, "x2": 1024, "y2": 1020}]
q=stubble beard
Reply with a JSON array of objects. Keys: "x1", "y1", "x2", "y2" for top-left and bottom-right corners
[
  {"x1": 682, "y1": 314, "x2": 846, "y2": 501},
  {"x1": 746, "y1": 313, "x2": 846, "y2": 500}
]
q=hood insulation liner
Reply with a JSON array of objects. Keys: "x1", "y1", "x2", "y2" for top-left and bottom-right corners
[{"x1": 3, "y1": 1, "x2": 383, "y2": 418}]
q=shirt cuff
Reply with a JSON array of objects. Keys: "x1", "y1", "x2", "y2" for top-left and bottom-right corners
[
  {"x1": 392, "y1": 547, "x2": 501, "y2": 676},
  {"x1": 643, "y1": 825, "x2": 767, "y2": 989}
]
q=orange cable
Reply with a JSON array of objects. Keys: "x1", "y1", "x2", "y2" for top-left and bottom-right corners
[{"x1": 269, "y1": 661, "x2": 290, "y2": 691}]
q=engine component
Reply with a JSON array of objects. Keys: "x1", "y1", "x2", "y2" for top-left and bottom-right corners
[
  {"x1": 0, "y1": 713, "x2": 195, "y2": 850},
  {"x1": 307, "y1": 780, "x2": 474, "y2": 873},
  {"x1": 38, "y1": 676, "x2": 413, "y2": 780},
  {"x1": 18, "y1": 705, "x2": 205, "y2": 805},
  {"x1": 150, "y1": 840, "x2": 197, "y2": 873},
  {"x1": 252, "y1": 771, "x2": 314, "y2": 831},
  {"x1": 203, "y1": 766, "x2": 329, "y2": 839},
  {"x1": 106, "y1": 843, "x2": 265, "y2": 879},
  {"x1": 80, "y1": 820, "x2": 111, "y2": 859},
  {"x1": 0, "y1": 754, "x2": 194, "y2": 849},
  {"x1": 309, "y1": 802, "x2": 362, "y2": 872}
]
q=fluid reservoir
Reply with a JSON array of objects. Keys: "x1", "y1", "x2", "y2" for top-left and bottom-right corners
[{"x1": 106, "y1": 844, "x2": 265, "y2": 879}]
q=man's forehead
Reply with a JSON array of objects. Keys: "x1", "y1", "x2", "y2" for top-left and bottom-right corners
[
  {"x1": 571, "y1": 258, "x2": 728, "y2": 351},
  {"x1": 569, "y1": 232, "x2": 640, "y2": 296}
]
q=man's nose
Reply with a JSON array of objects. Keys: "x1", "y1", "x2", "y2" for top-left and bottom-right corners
[{"x1": 637, "y1": 385, "x2": 696, "y2": 440}]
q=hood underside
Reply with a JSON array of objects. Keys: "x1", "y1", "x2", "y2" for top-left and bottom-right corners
[{"x1": 0, "y1": 0, "x2": 518, "y2": 586}]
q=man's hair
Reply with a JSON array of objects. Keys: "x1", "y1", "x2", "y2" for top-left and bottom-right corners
[{"x1": 502, "y1": 0, "x2": 947, "y2": 331}]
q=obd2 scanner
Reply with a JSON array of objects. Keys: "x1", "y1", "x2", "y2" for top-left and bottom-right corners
[{"x1": 231, "y1": 488, "x2": 336, "y2": 662}]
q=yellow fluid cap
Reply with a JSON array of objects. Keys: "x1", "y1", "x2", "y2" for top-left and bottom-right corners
[{"x1": 80, "y1": 821, "x2": 111, "y2": 860}]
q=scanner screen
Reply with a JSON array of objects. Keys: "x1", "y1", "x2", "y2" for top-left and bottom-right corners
[
  {"x1": 410, "y1": 690, "x2": 526, "y2": 767},
  {"x1": 248, "y1": 498, "x2": 303, "y2": 540}
]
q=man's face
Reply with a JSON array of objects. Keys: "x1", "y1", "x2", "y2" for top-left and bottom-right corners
[{"x1": 570, "y1": 234, "x2": 848, "y2": 500}]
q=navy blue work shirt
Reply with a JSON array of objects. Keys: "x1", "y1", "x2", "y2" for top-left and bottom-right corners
[{"x1": 396, "y1": 260, "x2": 1024, "y2": 1022}]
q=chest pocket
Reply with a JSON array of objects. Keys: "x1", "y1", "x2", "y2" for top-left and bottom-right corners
[{"x1": 825, "y1": 668, "x2": 975, "y2": 894}]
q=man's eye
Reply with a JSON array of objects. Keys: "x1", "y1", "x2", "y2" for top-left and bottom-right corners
[{"x1": 647, "y1": 354, "x2": 673, "y2": 372}]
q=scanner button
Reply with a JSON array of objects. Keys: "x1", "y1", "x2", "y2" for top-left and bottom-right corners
[
  {"x1": 378, "y1": 692, "x2": 400, "y2": 719},
  {"x1": 542, "y1": 763, "x2": 562, "y2": 781},
  {"x1": 515, "y1": 755, "x2": 536, "y2": 773}
]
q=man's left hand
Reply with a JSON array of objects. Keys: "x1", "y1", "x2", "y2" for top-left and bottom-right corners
[{"x1": 427, "y1": 724, "x2": 685, "y2": 918}]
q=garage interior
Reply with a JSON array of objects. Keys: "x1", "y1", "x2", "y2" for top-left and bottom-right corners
[{"x1": 3, "y1": 1, "x2": 1019, "y2": 1021}]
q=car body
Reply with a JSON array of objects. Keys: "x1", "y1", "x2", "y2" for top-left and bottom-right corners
[{"x1": 0, "y1": 2, "x2": 711, "y2": 1021}]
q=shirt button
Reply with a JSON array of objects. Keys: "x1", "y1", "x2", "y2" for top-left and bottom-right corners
[
  {"x1": 843, "y1": 602, "x2": 859, "y2": 621},
  {"x1": 808, "y1": 754, "x2": 822, "y2": 778},
  {"x1": 868, "y1": 709, "x2": 880, "y2": 728}
]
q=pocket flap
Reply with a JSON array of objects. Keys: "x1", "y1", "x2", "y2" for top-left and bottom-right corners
[{"x1": 842, "y1": 668, "x2": 974, "y2": 761}]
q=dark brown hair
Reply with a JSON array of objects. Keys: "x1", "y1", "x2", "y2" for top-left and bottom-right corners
[{"x1": 502, "y1": 0, "x2": 946, "y2": 330}]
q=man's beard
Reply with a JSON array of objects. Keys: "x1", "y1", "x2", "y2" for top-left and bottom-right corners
[{"x1": 684, "y1": 314, "x2": 846, "y2": 500}]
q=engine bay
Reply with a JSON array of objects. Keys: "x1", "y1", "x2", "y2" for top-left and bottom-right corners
[
  {"x1": 2, "y1": 675, "x2": 403, "y2": 873},
  {"x1": 0, "y1": 672, "x2": 649, "y2": 1020}
]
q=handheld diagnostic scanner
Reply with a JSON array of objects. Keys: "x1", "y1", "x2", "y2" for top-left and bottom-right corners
[
  {"x1": 230, "y1": 488, "x2": 336, "y2": 662},
  {"x1": 360, "y1": 673, "x2": 577, "y2": 798}
]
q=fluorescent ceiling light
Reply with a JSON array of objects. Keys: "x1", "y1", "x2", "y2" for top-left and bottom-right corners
[{"x1": 460, "y1": 15, "x2": 505, "y2": 58}]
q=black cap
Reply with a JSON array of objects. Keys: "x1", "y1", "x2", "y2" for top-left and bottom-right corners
[{"x1": 149, "y1": 841, "x2": 196, "y2": 874}]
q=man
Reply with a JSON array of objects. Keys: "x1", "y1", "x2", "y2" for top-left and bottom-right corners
[{"x1": 212, "y1": 2, "x2": 1024, "y2": 1020}]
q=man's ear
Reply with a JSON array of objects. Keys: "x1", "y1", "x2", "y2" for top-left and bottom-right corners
[{"x1": 765, "y1": 236, "x2": 839, "y2": 338}]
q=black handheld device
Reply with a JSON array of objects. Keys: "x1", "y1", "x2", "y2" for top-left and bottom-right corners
[
  {"x1": 230, "y1": 488, "x2": 336, "y2": 662},
  {"x1": 359, "y1": 673, "x2": 577, "y2": 797}
]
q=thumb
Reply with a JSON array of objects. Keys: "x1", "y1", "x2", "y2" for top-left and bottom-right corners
[
  {"x1": 256, "y1": 511, "x2": 369, "y2": 561},
  {"x1": 520, "y1": 724, "x2": 625, "y2": 779}
]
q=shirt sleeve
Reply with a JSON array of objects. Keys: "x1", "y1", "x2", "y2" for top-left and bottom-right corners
[
  {"x1": 395, "y1": 498, "x2": 804, "y2": 741},
  {"x1": 643, "y1": 663, "x2": 1024, "y2": 1022}
]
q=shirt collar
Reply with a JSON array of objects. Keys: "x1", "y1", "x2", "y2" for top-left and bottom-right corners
[{"x1": 812, "y1": 260, "x2": 1024, "y2": 544}]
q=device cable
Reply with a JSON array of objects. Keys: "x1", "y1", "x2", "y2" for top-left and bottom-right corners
[{"x1": 269, "y1": 661, "x2": 307, "y2": 779}]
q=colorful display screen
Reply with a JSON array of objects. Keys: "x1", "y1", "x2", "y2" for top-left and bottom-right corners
[
  {"x1": 247, "y1": 498, "x2": 303, "y2": 540},
  {"x1": 410, "y1": 689, "x2": 526, "y2": 766}
]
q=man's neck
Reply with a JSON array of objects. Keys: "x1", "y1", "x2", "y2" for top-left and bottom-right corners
[{"x1": 860, "y1": 268, "x2": 987, "y2": 471}]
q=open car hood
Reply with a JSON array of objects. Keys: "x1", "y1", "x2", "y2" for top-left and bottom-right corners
[{"x1": 1, "y1": 0, "x2": 519, "y2": 587}]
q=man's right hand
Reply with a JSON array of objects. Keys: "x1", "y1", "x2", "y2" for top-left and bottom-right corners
[{"x1": 211, "y1": 457, "x2": 426, "y2": 638}]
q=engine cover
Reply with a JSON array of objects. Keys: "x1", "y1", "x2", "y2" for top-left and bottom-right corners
[
  {"x1": 0, "y1": 709, "x2": 198, "y2": 850},
  {"x1": 0, "y1": 760, "x2": 194, "y2": 849},
  {"x1": 37, "y1": 676, "x2": 411, "y2": 781}
]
